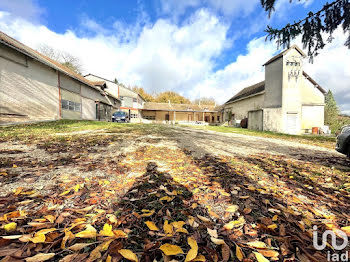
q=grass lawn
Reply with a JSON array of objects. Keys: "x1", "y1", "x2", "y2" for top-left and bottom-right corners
[
  {"x1": 0, "y1": 120, "x2": 349, "y2": 261},
  {"x1": 184, "y1": 125, "x2": 337, "y2": 149}
]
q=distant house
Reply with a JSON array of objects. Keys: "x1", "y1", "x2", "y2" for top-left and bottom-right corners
[
  {"x1": 0, "y1": 31, "x2": 120, "y2": 124},
  {"x1": 224, "y1": 45, "x2": 326, "y2": 135},
  {"x1": 84, "y1": 74, "x2": 145, "y2": 122},
  {"x1": 142, "y1": 102, "x2": 222, "y2": 124}
]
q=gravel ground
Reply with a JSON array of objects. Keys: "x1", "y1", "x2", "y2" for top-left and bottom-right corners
[{"x1": 1, "y1": 125, "x2": 349, "y2": 197}]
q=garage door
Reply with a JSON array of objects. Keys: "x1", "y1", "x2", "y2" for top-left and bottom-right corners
[{"x1": 286, "y1": 113, "x2": 298, "y2": 135}]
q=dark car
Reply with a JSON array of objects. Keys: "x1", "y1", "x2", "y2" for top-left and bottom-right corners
[
  {"x1": 336, "y1": 125, "x2": 350, "y2": 158},
  {"x1": 112, "y1": 111, "x2": 129, "y2": 123}
]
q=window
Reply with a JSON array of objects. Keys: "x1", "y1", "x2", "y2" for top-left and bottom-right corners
[
  {"x1": 133, "y1": 98, "x2": 137, "y2": 103},
  {"x1": 120, "y1": 96, "x2": 124, "y2": 100},
  {"x1": 130, "y1": 113, "x2": 138, "y2": 118},
  {"x1": 217, "y1": 116, "x2": 220, "y2": 122},
  {"x1": 61, "y1": 99, "x2": 81, "y2": 112},
  {"x1": 144, "y1": 115, "x2": 156, "y2": 120}
]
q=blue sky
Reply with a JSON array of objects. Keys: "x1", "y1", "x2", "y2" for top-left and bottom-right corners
[{"x1": 0, "y1": 0, "x2": 349, "y2": 113}]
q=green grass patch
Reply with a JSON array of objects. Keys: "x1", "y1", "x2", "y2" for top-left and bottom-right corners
[{"x1": 183, "y1": 125, "x2": 336, "y2": 149}]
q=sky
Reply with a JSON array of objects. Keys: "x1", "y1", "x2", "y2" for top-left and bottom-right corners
[{"x1": 0, "y1": 0, "x2": 349, "y2": 114}]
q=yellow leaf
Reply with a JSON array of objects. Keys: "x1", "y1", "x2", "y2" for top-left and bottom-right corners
[
  {"x1": 59, "y1": 190, "x2": 71, "y2": 196},
  {"x1": 257, "y1": 250, "x2": 279, "y2": 258},
  {"x1": 159, "y1": 196, "x2": 174, "y2": 202},
  {"x1": 1, "y1": 235, "x2": 22, "y2": 239},
  {"x1": 197, "y1": 215, "x2": 211, "y2": 223},
  {"x1": 74, "y1": 184, "x2": 80, "y2": 192},
  {"x1": 267, "y1": 224, "x2": 277, "y2": 230},
  {"x1": 192, "y1": 254, "x2": 206, "y2": 261},
  {"x1": 341, "y1": 226, "x2": 350, "y2": 236},
  {"x1": 68, "y1": 243, "x2": 93, "y2": 251},
  {"x1": 13, "y1": 164, "x2": 18, "y2": 168},
  {"x1": 99, "y1": 223, "x2": 114, "y2": 237},
  {"x1": 247, "y1": 241, "x2": 267, "y2": 249},
  {"x1": 159, "y1": 243, "x2": 184, "y2": 256},
  {"x1": 113, "y1": 230, "x2": 128, "y2": 238},
  {"x1": 140, "y1": 209, "x2": 155, "y2": 217},
  {"x1": 44, "y1": 215, "x2": 55, "y2": 223},
  {"x1": 118, "y1": 249, "x2": 138, "y2": 262},
  {"x1": 25, "y1": 253, "x2": 55, "y2": 262},
  {"x1": 185, "y1": 237, "x2": 198, "y2": 262},
  {"x1": 61, "y1": 230, "x2": 74, "y2": 249},
  {"x1": 100, "y1": 239, "x2": 114, "y2": 251},
  {"x1": 236, "y1": 244, "x2": 244, "y2": 261},
  {"x1": 4, "y1": 222, "x2": 17, "y2": 232},
  {"x1": 254, "y1": 252, "x2": 270, "y2": 262},
  {"x1": 207, "y1": 228, "x2": 218, "y2": 238},
  {"x1": 272, "y1": 215, "x2": 278, "y2": 222},
  {"x1": 36, "y1": 228, "x2": 57, "y2": 236},
  {"x1": 223, "y1": 216, "x2": 245, "y2": 230},
  {"x1": 145, "y1": 221, "x2": 159, "y2": 231},
  {"x1": 163, "y1": 220, "x2": 173, "y2": 236},
  {"x1": 75, "y1": 224, "x2": 96, "y2": 238},
  {"x1": 172, "y1": 221, "x2": 188, "y2": 233},
  {"x1": 106, "y1": 255, "x2": 112, "y2": 262},
  {"x1": 211, "y1": 237, "x2": 225, "y2": 245},
  {"x1": 29, "y1": 234, "x2": 46, "y2": 243},
  {"x1": 225, "y1": 205, "x2": 239, "y2": 213}
]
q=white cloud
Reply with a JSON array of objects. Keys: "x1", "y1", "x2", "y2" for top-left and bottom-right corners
[
  {"x1": 0, "y1": 6, "x2": 348, "y2": 113},
  {"x1": 0, "y1": 0, "x2": 44, "y2": 22}
]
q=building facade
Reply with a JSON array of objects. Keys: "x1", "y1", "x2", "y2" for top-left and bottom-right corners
[
  {"x1": 142, "y1": 102, "x2": 222, "y2": 124},
  {"x1": 84, "y1": 74, "x2": 145, "y2": 123},
  {"x1": 0, "y1": 31, "x2": 120, "y2": 124},
  {"x1": 224, "y1": 45, "x2": 326, "y2": 135}
]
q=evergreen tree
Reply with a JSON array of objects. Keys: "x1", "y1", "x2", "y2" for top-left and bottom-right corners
[
  {"x1": 325, "y1": 90, "x2": 340, "y2": 132},
  {"x1": 262, "y1": 0, "x2": 350, "y2": 60}
]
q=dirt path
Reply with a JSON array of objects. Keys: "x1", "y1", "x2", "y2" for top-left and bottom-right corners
[{"x1": 168, "y1": 126, "x2": 350, "y2": 169}]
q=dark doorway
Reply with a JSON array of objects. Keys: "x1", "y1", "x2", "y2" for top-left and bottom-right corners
[{"x1": 165, "y1": 114, "x2": 170, "y2": 121}]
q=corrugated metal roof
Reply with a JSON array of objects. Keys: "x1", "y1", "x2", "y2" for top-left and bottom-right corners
[{"x1": 225, "y1": 81, "x2": 265, "y2": 104}]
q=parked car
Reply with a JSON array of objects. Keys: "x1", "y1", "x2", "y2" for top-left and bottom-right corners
[
  {"x1": 336, "y1": 125, "x2": 350, "y2": 158},
  {"x1": 112, "y1": 111, "x2": 129, "y2": 123}
]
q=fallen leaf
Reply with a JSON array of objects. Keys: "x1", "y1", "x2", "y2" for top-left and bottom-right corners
[
  {"x1": 211, "y1": 237, "x2": 225, "y2": 245},
  {"x1": 75, "y1": 224, "x2": 96, "y2": 238},
  {"x1": 185, "y1": 237, "x2": 198, "y2": 262},
  {"x1": 159, "y1": 243, "x2": 184, "y2": 256},
  {"x1": 68, "y1": 243, "x2": 93, "y2": 251},
  {"x1": 254, "y1": 252, "x2": 270, "y2": 262},
  {"x1": 29, "y1": 234, "x2": 46, "y2": 243},
  {"x1": 164, "y1": 220, "x2": 173, "y2": 235},
  {"x1": 225, "y1": 205, "x2": 239, "y2": 213},
  {"x1": 118, "y1": 249, "x2": 138, "y2": 262},
  {"x1": 192, "y1": 254, "x2": 206, "y2": 261},
  {"x1": 236, "y1": 244, "x2": 244, "y2": 261},
  {"x1": 145, "y1": 221, "x2": 159, "y2": 231},
  {"x1": 247, "y1": 241, "x2": 267, "y2": 249},
  {"x1": 99, "y1": 223, "x2": 114, "y2": 237},
  {"x1": 25, "y1": 253, "x2": 55, "y2": 262},
  {"x1": 207, "y1": 228, "x2": 218, "y2": 238},
  {"x1": 3, "y1": 222, "x2": 17, "y2": 233}
]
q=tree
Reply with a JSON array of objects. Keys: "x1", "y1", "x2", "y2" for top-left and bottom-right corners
[
  {"x1": 37, "y1": 44, "x2": 83, "y2": 74},
  {"x1": 114, "y1": 78, "x2": 119, "y2": 84},
  {"x1": 324, "y1": 90, "x2": 341, "y2": 132},
  {"x1": 193, "y1": 97, "x2": 216, "y2": 106},
  {"x1": 131, "y1": 86, "x2": 155, "y2": 102},
  {"x1": 155, "y1": 91, "x2": 191, "y2": 104},
  {"x1": 262, "y1": 0, "x2": 350, "y2": 60}
]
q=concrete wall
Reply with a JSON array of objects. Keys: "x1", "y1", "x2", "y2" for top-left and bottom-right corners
[
  {"x1": 263, "y1": 108, "x2": 283, "y2": 133},
  {"x1": 264, "y1": 58, "x2": 283, "y2": 108},
  {"x1": 0, "y1": 44, "x2": 59, "y2": 123},
  {"x1": 82, "y1": 97, "x2": 96, "y2": 120},
  {"x1": 248, "y1": 110, "x2": 263, "y2": 131},
  {"x1": 301, "y1": 105, "x2": 324, "y2": 131},
  {"x1": 225, "y1": 93, "x2": 264, "y2": 121},
  {"x1": 141, "y1": 110, "x2": 220, "y2": 123}
]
